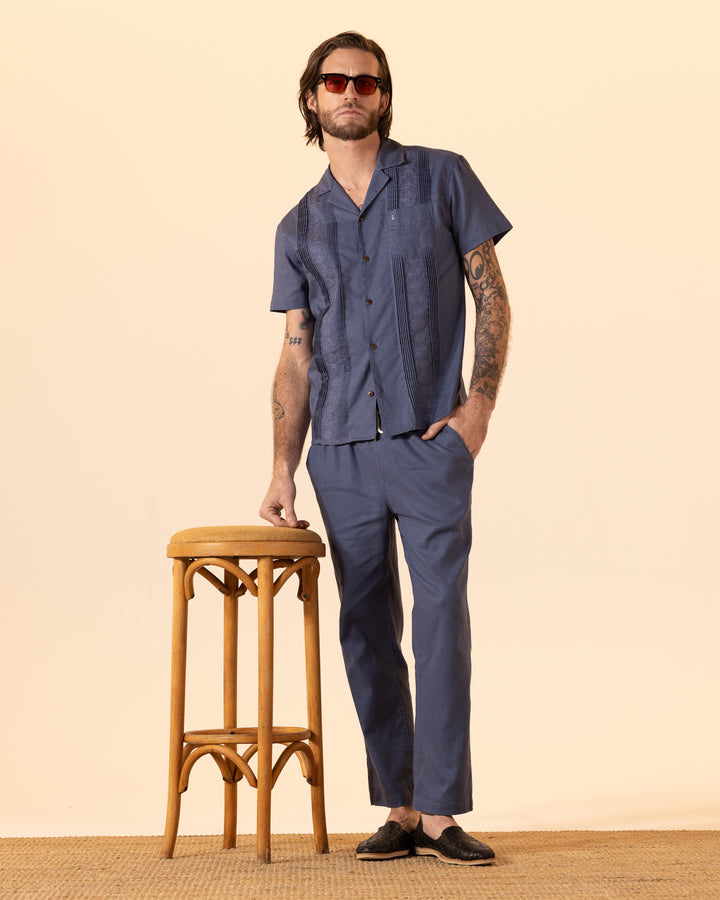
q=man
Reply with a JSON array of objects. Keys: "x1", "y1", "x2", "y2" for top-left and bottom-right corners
[{"x1": 259, "y1": 31, "x2": 511, "y2": 866}]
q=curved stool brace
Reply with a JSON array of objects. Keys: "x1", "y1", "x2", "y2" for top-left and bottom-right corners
[
  {"x1": 214, "y1": 743, "x2": 262, "y2": 784},
  {"x1": 271, "y1": 742, "x2": 316, "y2": 788},
  {"x1": 215, "y1": 743, "x2": 261, "y2": 783},
  {"x1": 290, "y1": 743, "x2": 314, "y2": 782},
  {"x1": 298, "y1": 557, "x2": 320, "y2": 601},
  {"x1": 184, "y1": 558, "x2": 259, "y2": 600},
  {"x1": 179, "y1": 745, "x2": 258, "y2": 792},
  {"x1": 179, "y1": 747, "x2": 231, "y2": 791},
  {"x1": 181, "y1": 744, "x2": 194, "y2": 767},
  {"x1": 189, "y1": 563, "x2": 227, "y2": 596},
  {"x1": 273, "y1": 557, "x2": 320, "y2": 601},
  {"x1": 273, "y1": 739, "x2": 314, "y2": 781},
  {"x1": 235, "y1": 561, "x2": 291, "y2": 597},
  {"x1": 242, "y1": 743, "x2": 259, "y2": 764}
]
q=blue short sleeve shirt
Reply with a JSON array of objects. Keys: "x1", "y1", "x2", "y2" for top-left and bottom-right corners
[{"x1": 271, "y1": 140, "x2": 511, "y2": 445}]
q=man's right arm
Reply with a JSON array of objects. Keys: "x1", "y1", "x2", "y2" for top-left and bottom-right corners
[{"x1": 258, "y1": 307, "x2": 314, "y2": 528}]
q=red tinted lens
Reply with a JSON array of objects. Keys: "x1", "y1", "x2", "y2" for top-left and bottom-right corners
[
  {"x1": 323, "y1": 75, "x2": 348, "y2": 93},
  {"x1": 355, "y1": 76, "x2": 379, "y2": 95}
]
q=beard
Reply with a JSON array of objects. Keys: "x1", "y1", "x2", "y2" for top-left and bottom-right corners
[{"x1": 317, "y1": 104, "x2": 381, "y2": 143}]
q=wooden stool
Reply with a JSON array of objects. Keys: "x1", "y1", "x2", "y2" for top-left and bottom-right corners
[{"x1": 161, "y1": 526, "x2": 329, "y2": 863}]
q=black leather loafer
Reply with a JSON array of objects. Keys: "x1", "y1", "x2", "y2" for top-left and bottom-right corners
[
  {"x1": 356, "y1": 822, "x2": 415, "y2": 860},
  {"x1": 413, "y1": 819, "x2": 495, "y2": 866}
]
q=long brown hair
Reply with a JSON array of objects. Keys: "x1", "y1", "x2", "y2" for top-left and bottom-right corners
[{"x1": 298, "y1": 31, "x2": 393, "y2": 151}]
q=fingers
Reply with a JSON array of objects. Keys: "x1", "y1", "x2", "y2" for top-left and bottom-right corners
[
  {"x1": 259, "y1": 486, "x2": 310, "y2": 529},
  {"x1": 279, "y1": 495, "x2": 307, "y2": 528},
  {"x1": 258, "y1": 503, "x2": 287, "y2": 527},
  {"x1": 259, "y1": 507, "x2": 309, "y2": 528},
  {"x1": 421, "y1": 416, "x2": 450, "y2": 441}
]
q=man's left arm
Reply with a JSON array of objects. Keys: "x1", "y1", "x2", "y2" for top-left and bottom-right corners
[{"x1": 421, "y1": 238, "x2": 511, "y2": 458}]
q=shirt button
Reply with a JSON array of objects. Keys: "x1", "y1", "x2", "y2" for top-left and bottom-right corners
[
  {"x1": 367, "y1": 390, "x2": 375, "y2": 397},
  {"x1": 362, "y1": 255, "x2": 370, "y2": 262},
  {"x1": 366, "y1": 298, "x2": 373, "y2": 305},
  {"x1": 370, "y1": 343, "x2": 377, "y2": 350}
]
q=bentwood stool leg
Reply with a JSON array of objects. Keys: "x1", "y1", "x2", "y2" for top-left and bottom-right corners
[
  {"x1": 304, "y1": 577, "x2": 329, "y2": 853},
  {"x1": 256, "y1": 556, "x2": 274, "y2": 863},
  {"x1": 222, "y1": 569, "x2": 239, "y2": 850},
  {"x1": 161, "y1": 558, "x2": 189, "y2": 859}
]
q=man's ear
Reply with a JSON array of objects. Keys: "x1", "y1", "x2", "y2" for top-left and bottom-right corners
[
  {"x1": 306, "y1": 90, "x2": 318, "y2": 113},
  {"x1": 380, "y1": 92, "x2": 390, "y2": 115}
]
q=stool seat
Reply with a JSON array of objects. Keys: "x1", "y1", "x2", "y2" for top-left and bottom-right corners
[
  {"x1": 170, "y1": 525, "x2": 323, "y2": 543},
  {"x1": 161, "y1": 524, "x2": 328, "y2": 863},
  {"x1": 167, "y1": 526, "x2": 325, "y2": 561}
]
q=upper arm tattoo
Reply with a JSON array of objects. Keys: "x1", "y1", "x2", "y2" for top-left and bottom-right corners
[
  {"x1": 284, "y1": 308, "x2": 314, "y2": 346},
  {"x1": 463, "y1": 240, "x2": 510, "y2": 402}
]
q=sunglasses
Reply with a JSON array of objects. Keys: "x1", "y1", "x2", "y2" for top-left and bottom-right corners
[{"x1": 318, "y1": 73, "x2": 383, "y2": 96}]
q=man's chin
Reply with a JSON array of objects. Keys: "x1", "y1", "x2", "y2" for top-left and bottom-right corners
[
  {"x1": 326, "y1": 124, "x2": 374, "y2": 142},
  {"x1": 320, "y1": 110, "x2": 379, "y2": 144}
]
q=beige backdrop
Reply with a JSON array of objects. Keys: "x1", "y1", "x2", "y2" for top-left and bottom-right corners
[{"x1": 2, "y1": 1, "x2": 718, "y2": 838}]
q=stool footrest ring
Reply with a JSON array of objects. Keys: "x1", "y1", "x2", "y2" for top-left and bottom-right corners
[{"x1": 184, "y1": 727, "x2": 312, "y2": 744}]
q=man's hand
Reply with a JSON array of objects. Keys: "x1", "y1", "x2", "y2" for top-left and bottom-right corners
[
  {"x1": 259, "y1": 473, "x2": 309, "y2": 529},
  {"x1": 421, "y1": 400, "x2": 490, "y2": 460}
]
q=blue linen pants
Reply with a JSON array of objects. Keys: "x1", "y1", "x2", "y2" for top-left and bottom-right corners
[{"x1": 306, "y1": 426, "x2": 475, "y2": 814}]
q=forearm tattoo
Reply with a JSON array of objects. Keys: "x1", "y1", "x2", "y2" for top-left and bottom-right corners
[
  {"x1": 463, "y1": 241, "x2": 510, "y2": 402},
  {"x1": 272, "y1": 383, "x2": 285, "y2": 420}
]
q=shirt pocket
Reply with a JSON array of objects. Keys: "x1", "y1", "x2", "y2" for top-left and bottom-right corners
[{"x1": 386, "y1": 205, "x2": 435, "y2": 258}]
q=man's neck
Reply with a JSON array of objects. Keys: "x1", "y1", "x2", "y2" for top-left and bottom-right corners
[{"x1": 324, "y1": 133, "x2": 382, "y2": 206}]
